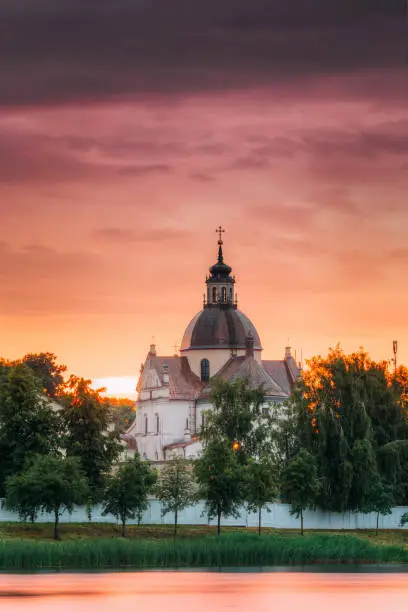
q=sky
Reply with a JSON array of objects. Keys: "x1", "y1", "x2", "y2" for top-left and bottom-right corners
[{"x1": 0, "y1": 1, "x2": 407, "y2": 396}]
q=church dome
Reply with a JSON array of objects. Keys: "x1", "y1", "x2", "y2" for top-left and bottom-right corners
[{"x1": 180, "y1": 308, "x2": 262, "y2": 351}]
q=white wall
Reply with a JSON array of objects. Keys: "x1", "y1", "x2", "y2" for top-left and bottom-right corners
[
  {"x1": 1, "y1": 500, "x2": 407, "y2": 531},
  {"x1": 183, "y1": 347, "x2": 262, "y2": 379},
  {"x1": 132, "y1": 398, "x2": 192, "y2": 461}
]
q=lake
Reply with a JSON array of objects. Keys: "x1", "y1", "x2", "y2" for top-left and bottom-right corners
[{"x1": 1, "y1": 570, "x2": 408, "y2": 611}]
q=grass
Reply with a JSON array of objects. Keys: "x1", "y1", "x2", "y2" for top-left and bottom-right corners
[{"x1": 0, "y1": 530, "x2": 407, "y2": 570}]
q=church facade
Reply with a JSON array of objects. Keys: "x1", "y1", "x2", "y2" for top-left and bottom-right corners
[{"x1": 123, "y1": 230, "x2": 300, "y2": 461}]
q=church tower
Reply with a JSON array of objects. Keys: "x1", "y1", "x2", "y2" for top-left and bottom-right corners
[
  {"x1": 180, "y1": 227, "x2": 262, "y2": 380},
  {"x1": 205, "y1": 226, "x2": 237, "y2": 308}
]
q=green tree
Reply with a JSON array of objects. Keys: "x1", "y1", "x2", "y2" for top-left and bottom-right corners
[
  {"x1": 4, "y1": 455, "x2": 88, "y2": 540},
  {"x1": 281, "y1": 448, "x2": 320, "y2": 535},
  {"x1": 244, "y1": 456, "x2": 278, "y2": 535},
  {"x1": 106, "y1": 397, "x2": 136, "y2": 434},
  {"x1": 286, "y1": 347, "x2": 400, "y2": 512},
  {"x1": 195, "y1": 438, "x2": 243, "y2": 535},
  {"x1": 62, "y1": 377, "x2": 122, "y2": 505},
  {"x1": 203, "y1": 379, "x2": 269, "y2": 463},
  {"x1": 363, "y1": 477, "x2": 394, "y2": 535},
  {"x1": 102, "y1": 454, "x2": 157, "y2": 537},
  {"x1": 22, "y1": 352, "x2": 67, "y2": 398},
  {"x1": 156, "y1": 455, "x2": 195, "y2": 536},
  {"x1": 0, "y1": 364, "x2": 63, "y2": 495}
]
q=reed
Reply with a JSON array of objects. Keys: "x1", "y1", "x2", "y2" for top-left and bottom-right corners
[{"x1": 0, "y1": 533, "x2": 406, "y2": 570}]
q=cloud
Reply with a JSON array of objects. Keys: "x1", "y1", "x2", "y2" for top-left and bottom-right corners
[
  {"x1": 0, "y1": 1, "x2": 405, "y2": 106},
  {"x1": 91, "y1": 227, "x2": 191, "y2": 244},
  {"x1": 117, "y1": 163, "x2": 173, "y2": 176}
]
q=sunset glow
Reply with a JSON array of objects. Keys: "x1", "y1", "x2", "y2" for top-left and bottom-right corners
[
  {"x1": 0, "y1": 3, "x2": 405, "y2": 380},
  {"x1": 92, "y1": 377, "x2": 138, "y2": 399}
]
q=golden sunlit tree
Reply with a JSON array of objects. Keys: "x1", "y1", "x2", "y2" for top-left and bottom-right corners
[{"x1": 280, "y1": 346, "x2": 408, "y2": 511}]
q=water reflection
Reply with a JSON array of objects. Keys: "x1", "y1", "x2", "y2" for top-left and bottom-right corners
[{"x1": 1, "y1": 571, "x2": 408, "y2": 611}]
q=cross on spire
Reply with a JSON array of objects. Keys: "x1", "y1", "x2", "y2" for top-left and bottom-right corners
[{"x1": 216, "y1": 225, "x2": 225, "y2": 244}]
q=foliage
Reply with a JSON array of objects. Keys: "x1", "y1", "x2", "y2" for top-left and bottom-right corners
[
  {"x1": 0, "y1": 533, "x2": 406, "y2": 570},
  {"x1": 203, "y1": 378, "x2": 270, "y2": 463},
  {"x1": 362, "y1": 477, "x2": 394, "y2": 534},
  {"x1": 4, "y1": 455, "x2": 88, "y2": 540},
  {"x1": 156, "y1": 456, "x2": 195, "y2": 535},
  {"x1": 281, "y1": 448, "x2": 320, "y2": 535},
  {"x1": 62, "y1": 377, "x2": 122, "y2": 504},
  {"x1": 22, "y1": 352, "x2": 67, "y2": 398},
  {"x1": 0, "y1": 364, "x2": 63, "y2": 495},
  {"x1": 279, "y1": 346, "x2": 408, "y2": 511},
  {"x1": 102, "y1": 454, "x2": 157, "y2": 536},
  {"x1": 244, "y1": 455, "x2": 278, "y2": 535},
  {"x1": 400, "y1": 512, "x2": 408, "y2": 527},
  {"x1": 106, "y1": 397, "x2": 136, "y2": 433},
  {"x1": 195, "y1": 438, "x2": 243, "y2": 535}
]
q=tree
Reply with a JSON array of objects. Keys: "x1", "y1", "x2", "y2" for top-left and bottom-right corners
[
  {"x1": 62, "y1": 377, "x2": 122, "y2": 505},
  {"x1": 244, "y1": 456, "x2": 278, "y2": 535},
  {"x1": 22, "y1": 352, "x2": 67, "y2": 398},
  {"x1": 285, "y1": 347, "x2": 400, "y2": 512},
  {"x1": 0, "y1": 364, "x2": 63, "y2": 495},
  {"x1": 203, "y1": 379, "x2": 269, "y2": 463},
  {"x1": 156, "y1": 455, "x2": 195, "y2": 536},
  {"x1": 106, "y1": 397, "x2": 136, "y2": 434},
  {"x1": 4, "y1": 455, "x2": 88, "y2": 540},
  {"x1": 195, "y1": 438, "x2": 243, "y2": 535},
  {"x1": 368, "y1": 478, "x2": 395, "y2": 535},
  {"x1": 102, "y1": 454, "x2": 157, "y2": 537},
  {"x1": 281, "y1": 448, "x2": 320, "y2": 535}
]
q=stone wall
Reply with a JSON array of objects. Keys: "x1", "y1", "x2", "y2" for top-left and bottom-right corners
[{"x1": 1, "y1": 500, "x2": 407, "y2": 530}]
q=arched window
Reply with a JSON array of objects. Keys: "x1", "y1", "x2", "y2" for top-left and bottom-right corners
[
  {"x1": 221, "y1": 287, "x2": 227, "y2": 303},
  {"x1": 144, "y1": 414, "x2": 148, "y2": 435},
  {"x1": 229, "y1": 287, "x2": 233, "y2": 302},
  {"x1": 155, "y1": 413, "x2": 160, "y2": 434},
  {"x1": 212, "y1": 287, "x2": 217, "y2": 303},
  {"x1": 200, "y1": 358, "x2": 210, "y2": 382}
]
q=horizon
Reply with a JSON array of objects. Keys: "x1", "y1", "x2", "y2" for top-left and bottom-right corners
[{"x1": 1, "y1": 3, "x2": 406, "y2": 396}]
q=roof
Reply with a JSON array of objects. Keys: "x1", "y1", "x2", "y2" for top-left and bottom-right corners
[
  {"x1": 137, "y1": 354, "x2": 203, "y2": 401},
  {"x1": 180, "y1": 307, "x2": 262, "y2": 351},
  {"x1": 201, "y1": 355, "x2": 287, "y2": 398},
  {"x1": 262, "y1": 358, "x2": 299, "y2": 396}
]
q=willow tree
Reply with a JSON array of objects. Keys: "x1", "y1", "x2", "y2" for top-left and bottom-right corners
[{"x1": 280, "y1": 347, "x2": 394, "y2": 512}]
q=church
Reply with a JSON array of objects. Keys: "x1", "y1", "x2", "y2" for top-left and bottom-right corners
[{"x1": 123, "y1": 228, "x2": 300, "y2": 461}]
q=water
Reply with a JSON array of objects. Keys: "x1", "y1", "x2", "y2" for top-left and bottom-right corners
[{"x1": 1, "y1": 570, "x2": 408, "y2": 611}]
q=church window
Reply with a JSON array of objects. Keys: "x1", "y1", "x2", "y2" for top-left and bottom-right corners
[
  {"x1": 155, "y1": 413, "x2": 160, "y2": 434},
  {"x1": 144, "y1": 414, "x2": 148, "y2": 435},
  {"x1": 212, "y1": 287, "x2": 217, "y2": 303},
  {"x1": 200, "y1": 358, "x2": 210, "y2": 382},
  {"x1": 221, "y1": 287, "x2": 226, "y2": 303},
  {"x1": 229, "y1": 287, "x2": 233, "y2": 301}
]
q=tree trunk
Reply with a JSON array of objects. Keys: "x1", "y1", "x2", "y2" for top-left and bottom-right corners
[
  {"x1": 217, "y1": 507, "x2": 221, "y2": 536},
  {"x1": 300, "y1": 509, "x2": 304, "y2": 536},
  {"x1": 54, "y1": 508, "x2": 60, "y2": 541},
  {"x1": 174, "y1": 508, "x2": 178, "y2": 537},
  {"x1": 376, "y1": 512, "x2": 379, "y2": 536},
  {"x1": 258, "y1": 506, "x2": 262, "y2": 536},
  {"x1": 122, "y1": 518, "x2": 127, "y2": 537}
]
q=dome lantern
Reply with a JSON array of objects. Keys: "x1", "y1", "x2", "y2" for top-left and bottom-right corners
[{"x1": 206, "y1": 226, "x2": 236, "y2": 307}]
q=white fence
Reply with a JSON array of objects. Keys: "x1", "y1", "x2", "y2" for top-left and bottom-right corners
[{"x1": 1, "y1": 500, "x2": 407, "y2": 530}]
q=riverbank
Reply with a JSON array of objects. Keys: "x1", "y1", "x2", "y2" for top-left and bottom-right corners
[
  {"x1": 1, "y1": 523, "x2": 408, "y2": 547},
  {"x1": 0, "y1": 532, "x2": 407, "y2": 570}
]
